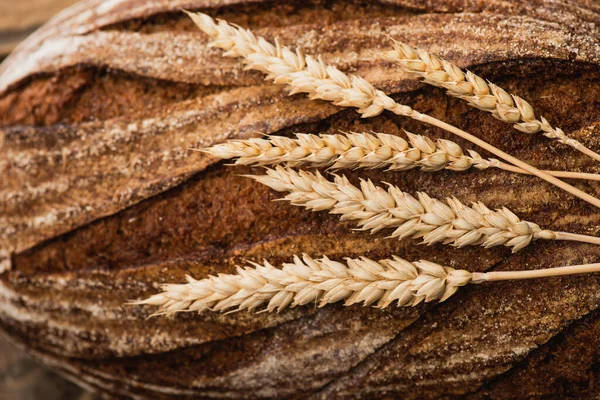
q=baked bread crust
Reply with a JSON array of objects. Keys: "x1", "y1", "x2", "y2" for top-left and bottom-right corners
[{"x1": 2, "y1": 1, "x2": 600, "y2": 398}]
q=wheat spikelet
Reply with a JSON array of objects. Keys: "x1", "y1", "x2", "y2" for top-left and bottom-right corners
[
  {"x1": 186, "y1": 11, "x2": 409, "y2": 118},
  {"x1": 133, "y1": 254, "x2": 474, "y2": 315},
  {"x1": 248, "y1": 166, "x2": 600, "y2": 252},
  {"x1": 133, "y1": 254, "x2": 600, "y2": 316},
  {"x1": 185, "y1": 11, "x2": 600, "y2": 209},
  {"x1": 205, "y1": 131, "x2": 600, "y2": 181},
  {"x1": 381, "y1": 41, "x2": 600, "y2": 162},
  {"x1": 207, "y1": 131, "x2": 494, "y2": 171}
]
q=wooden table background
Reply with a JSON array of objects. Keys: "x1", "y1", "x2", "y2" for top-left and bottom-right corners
[
  {"x1": 0, "y1": 335, "x2": 91, "y2": 400},
  {"x1": 0, "y1": 0, "x2": 79, "y2": 56}
]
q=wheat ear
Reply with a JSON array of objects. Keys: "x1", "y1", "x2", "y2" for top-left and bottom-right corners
[
  {"x1": 133, "y1": 254, "x2": 600, "y2": 315},
  {"x1": 132, "y1": 254, "x2": 473, "y2": 315},
  {"x1": 248, "y1": 166, "x2": 600, "y2": 252},
  {"x1": 381, "y1": 41, "x2": 600, "y2": 163},
  {"x1": 205, "y1": 131, "x2": 600, "y2": 181},
  {"x1": 185, "y1": 11, "x2": 600, "y2": 209}
]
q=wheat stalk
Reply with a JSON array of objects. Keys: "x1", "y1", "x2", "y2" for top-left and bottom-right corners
[
  {"x1": 205, "y1": 131, "x2": 600, "y2": 181},
  {"x1": 247, "y1": 166, "x2": 600, "y2": 252},
  {"x1": 185, "y1": 11, "x2": 600, "y2": 209},
  {"x1": 133, "y1": 254, "x2": 600, "y2": 315},
  {"x1": 381, "y1": 41, "x2": 600, "y2": 163}
]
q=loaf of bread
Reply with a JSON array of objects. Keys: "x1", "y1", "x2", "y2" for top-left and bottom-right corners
[{"x1": 2, "y1": 1, "x2": 600, "y2": 398}]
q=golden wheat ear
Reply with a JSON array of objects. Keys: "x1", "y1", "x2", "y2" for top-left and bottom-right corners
[
  {"x1": 245, "y1": 166, "x2": 600, "y2": 252},
  {"x1": 185, "y1": 11, "x2": 600, "y2": 209},
  {"x1": 133, "y1": 254, "x2": 473, "y2": 315},
  {"x1": 133, "y1": 253, "x2": 600, "y2": 316},
  {"x1": 381, "y1": 41, "x2": 600, "y2": 163},
  {"x1": 205, "y1": 131, "x2": 600, "y2": 181}
]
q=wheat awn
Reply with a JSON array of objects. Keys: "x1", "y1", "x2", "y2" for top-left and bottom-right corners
[
  {"x1": 205, "y1": 131, "x2": 600, "y2": 181},
  {"x1": 381, "y1": 41, "x2": 600, "y2": 163},
  {"x1": 248, "y1": 166, "x2": 600, "y2": 252},
  {"x1": 185, "y1": 11, "x2": 600, "y2": 209},
  {"x1": 133, "y1": 254, "x2": 600, "y2": 315}
]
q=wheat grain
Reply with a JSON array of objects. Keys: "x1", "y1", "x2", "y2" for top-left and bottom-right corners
[
  {"x1": 185, "y1": 11, "x2": 409, "y2": 118},
  {"x1": 132, "y1": 254, "x2": 473, "y2": 315},
  {"x1": 185, "y1": 11, "x2": 600, "y2": 209},
  {"x1": 381, "y1": 41, "x2": 600, "y2": 163},
  {"x1": 205, "y1": 131, "x2": 600, "y2": 181},
  {"x1": 133, "y1": 254, "x2": 600, "y2": 315},
  {"x1": 207, "y1": 131, "x2": 493, "y2": 171},
  {"x1": 248, "y1": 166, "x2": 600, "y2": 252}
]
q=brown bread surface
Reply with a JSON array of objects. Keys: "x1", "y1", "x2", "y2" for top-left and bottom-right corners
[{"x1": 2, "y1": 0, "x2": 600, "y2": 398}]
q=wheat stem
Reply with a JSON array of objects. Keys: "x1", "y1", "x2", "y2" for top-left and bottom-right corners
[
  {"x1": 205, "y1": 131, "x2": 600, "y2": 181},
  {"x1": 248, "y1": 166, "x2": 600, "y2": 253},
  {"x1": 415, "y1": 112, "x2": 600, "y2": 208},
  {"x1": 472, "y1": 263, "x2": 600, "y2": 283},
  {"x1": 185, "y1": 11, "x2": 600, "y2": 209},
  {"x1": 382, "y1": 41, "x2": 600, "y2": 162},
  {"x1": 494, "y1": 162, "x2": 600, "y2": 182},
  {"x1": 553, "y1": 232, "x2": 600, "y2": 246},
  {"x1": 133, "y1": 255, "x2": 600, "y2": 315},
  {"x1": 578, "y1": 146, "x2": 600, "y2": 163}
]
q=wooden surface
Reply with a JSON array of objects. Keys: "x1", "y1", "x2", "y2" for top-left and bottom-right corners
[
  {"x1": 0, "y1": 0, "x2": 79, "y2": 56},
  {"x1": 2, "y1": 0, "x2": 600, "y2": 399},
  {"x1": 0, "y1": 336, "x2": 90, "y2": 400}
]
